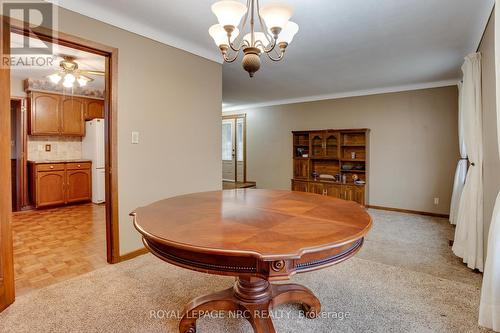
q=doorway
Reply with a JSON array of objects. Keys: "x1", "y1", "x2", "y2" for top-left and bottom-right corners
[
  {"x1": 222, "y1": 114, "x2": 255, "y2": 189},
  {"x1": 1, "y1": 16, "x2": 119, "y2": 310},
  {"x1": 222, "y1": 114, "x2": 246, "y2": 182},
  {"x1": 10, "y1": 98, "x2": 25, "y2": 212}
]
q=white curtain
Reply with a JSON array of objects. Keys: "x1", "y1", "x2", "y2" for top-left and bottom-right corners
[
  {"x1": 452, "y1": 53, "x2": 484, "y2": 271},
  {"x1": 449, "y1": 81, "x2": 468, "y2": 225},
  {"x1": 479, "y1": 3, "x2": 500, "y2": 330}
]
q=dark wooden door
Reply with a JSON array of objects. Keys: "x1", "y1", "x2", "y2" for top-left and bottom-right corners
[
  {"x1": 0, "y1": 16, "x2": 15, "y2": 311},
  {"x1": 66, "y1": 169, "x2": 91, "y2": 203},
  {"x1": 293, "y1": 159, "x2": 309, "y2": 179},
  {"x1": 30, "y1": 92, "x2": 60, "y2": 135},
  {"x1": 308, "y1": 182, "x2": 324, "y2": 195},
  {"x1": 291, "y1": 180, "x2": 308, "y2": 192},
  {"x1": 353, "y1": 186, "x2": 365, "y2": 205},
  {"x1": 324, "y1": 183, "x2": 342, "y2": 199},
  {"x1": 61, "y1": 97, "x2": 85, "y2": 136},
  {"x1": 37, "y1": 171, "x2": 66, "y2": 207}
]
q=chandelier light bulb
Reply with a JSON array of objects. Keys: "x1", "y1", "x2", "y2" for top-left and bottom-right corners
[
  {"x1": 211, "y1": 1, "x2": 248, "y2": 28},
  {"x1": 209, "y1": 24, "x2": 239, "y2": 46},
  {"x1": 259, "y1": 3, "x2": 293, "y2": 31},
  {"x1": 276, "y1": 21, "x2": 299, "y2": 44}
]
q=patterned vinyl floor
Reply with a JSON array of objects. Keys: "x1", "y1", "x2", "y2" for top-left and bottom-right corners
[{"x1": 12, "y1": 203, "x2": 107, "y2": 295}]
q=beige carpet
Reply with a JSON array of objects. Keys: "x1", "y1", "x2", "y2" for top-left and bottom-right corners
[{"x1": 0, "y1": 210, "x2": 490, "y2": 333}]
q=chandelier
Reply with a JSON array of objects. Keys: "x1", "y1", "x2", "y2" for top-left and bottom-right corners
[
  {"x1": 47, "y1": 56, "x2": 100, "y2": 88},
  {"x1": 208, "y1": 0, "x2": 299, "y2": 77}
]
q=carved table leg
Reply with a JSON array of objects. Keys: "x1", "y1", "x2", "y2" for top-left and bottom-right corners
[
  {"x1": 270, "y1": 283, "x2": 321, "y2": 318},
  {"x1": 179, "y1": 288, "x2": 239, "y2": 333},
  {"x1": 178, "y1": 277, "x2": 321, "y2": 333}
]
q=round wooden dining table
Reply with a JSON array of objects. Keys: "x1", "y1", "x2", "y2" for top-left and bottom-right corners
[{"x1": 132, "y1": 189, "x2": 372, "y2": 333}]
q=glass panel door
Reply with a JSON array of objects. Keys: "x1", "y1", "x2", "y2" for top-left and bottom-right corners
[
  {"x1": 222, "y1": 119, "x2": 235, "y2": 181},
  {"x1": 310, "y1": 132, "x2": 325, "y2": 158},
  {"x1": 222, "y1": 116, "x2": 246, "y2": 184},
  {"x1": 236, "y1": 118, "x2": 245, "y2": 182},
  {"x1": 325, "y1": 132, "x2": 338, "y2": 158}
]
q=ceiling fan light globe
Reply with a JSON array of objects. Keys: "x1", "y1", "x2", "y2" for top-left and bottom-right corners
[
  {"x1": 259, "y1": 3, "x2": 294, "y2": 30},
  {"x1": 48, "y1": 73, "x2": 62, "y2": 84},
  {"x1": 276, "y1": 21, "x2": 299, "y2": 44},
  {"x1": 77, "y1": 77, "x2": 88, "y2": 87},
  {"x1": 212, "y1": 1, "x2": 248, "y2": 27},
  {"x1": 64, "y1": 73, "x2": 76, "y2": 84},
  {"x1": 62, "y1": 80, "x2": 73, "y2": 88}
]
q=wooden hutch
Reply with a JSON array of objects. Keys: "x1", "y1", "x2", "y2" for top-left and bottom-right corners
[{"x1": 291, "y1": 129, "x2": 369, "y2": 205}]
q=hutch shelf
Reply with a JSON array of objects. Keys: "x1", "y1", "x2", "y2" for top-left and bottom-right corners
[{"x1": 291, "y1": 128, "x2": 370, "y2": 206}]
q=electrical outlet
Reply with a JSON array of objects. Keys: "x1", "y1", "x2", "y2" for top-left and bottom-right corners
[
  {"x1": 434, "y1": 197, "x2": 439, "y2": 205},
  {"x1": 37, "y1": 144, "x2": 44, "y2": 152}
]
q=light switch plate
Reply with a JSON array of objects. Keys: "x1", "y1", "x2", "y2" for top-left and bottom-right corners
[{"x1": 131, "y1": 131, "x2": 139, "y2": 144}]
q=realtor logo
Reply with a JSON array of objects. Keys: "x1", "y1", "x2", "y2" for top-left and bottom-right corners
[{"x1": 2, "y1": 1, "x2": 57, "y2": 68}]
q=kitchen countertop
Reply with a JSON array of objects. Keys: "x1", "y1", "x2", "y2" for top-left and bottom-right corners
[{"x1": 28, "y1": 159, "x2": 92, "y2": 164}]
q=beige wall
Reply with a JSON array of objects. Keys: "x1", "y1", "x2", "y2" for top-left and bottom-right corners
[
  {"x1": 47, "y1": 8, "x2": 222, "y2": 254},
  {"x1": 225, "y1": 86, "x2": 459, "y2": 215},
  {"x1": 479, "y1": 10, "x2": 500, "y2": 256}
]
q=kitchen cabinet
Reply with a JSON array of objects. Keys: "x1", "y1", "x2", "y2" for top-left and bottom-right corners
[
  {"x1": 60, "y1": 97, "x2": 85, "y2": 136},
  {"x1": 36, "y1": 169, "x2": 66, "y2": 207},
  {"x1": 28, "y1": 91, "x2": 105, "y2": 136},
  {"x1": 29, "y1": 92, "x2": 60, "y2": 135},
  {"x1": 84, "y1": 99, "x2": 105, "y2": 120},
  {"x1": 29, "y1": 161, "x2": 92, "y2": 208}
]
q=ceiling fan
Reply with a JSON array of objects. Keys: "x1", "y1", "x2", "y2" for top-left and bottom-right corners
[{"x1": 47, "y1": 55, "x2": 104, "y2": 88}]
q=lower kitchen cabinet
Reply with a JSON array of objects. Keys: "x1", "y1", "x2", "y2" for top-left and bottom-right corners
[
  {"x1": 29, "y1": 161, "x2": 92, "y2": 208},
  {"x1": 36, "y1": 170, "x2": 66, "y2": 207},
  {"x1": 66, "y1": 168, "x2": 92, "y2": 203}
]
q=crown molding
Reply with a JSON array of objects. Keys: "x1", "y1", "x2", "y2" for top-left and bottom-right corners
[
  {"x1": 222, "y1": 80, "x2": 459, "y2": 112},
  {"x1": 46, "y1": 0, "x2": 223, "y2": 64}
]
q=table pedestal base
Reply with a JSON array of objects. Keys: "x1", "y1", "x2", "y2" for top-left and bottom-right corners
[{"x1": 179, "y1": 277, "x2": 321, "y2": 333}]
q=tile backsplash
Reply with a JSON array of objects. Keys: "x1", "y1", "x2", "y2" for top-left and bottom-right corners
[{"x1": 28, "y1": 136, "x2": 82, "y2": 161}]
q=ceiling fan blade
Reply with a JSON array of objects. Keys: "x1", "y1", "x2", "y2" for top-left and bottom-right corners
[{"x1": 79, "y1": 70, "x2": 105, "y2": 76}]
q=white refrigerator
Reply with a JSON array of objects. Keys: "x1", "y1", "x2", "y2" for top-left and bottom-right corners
[{"x1": 82, "y1": 119, "x2": 105, "y2": 204}]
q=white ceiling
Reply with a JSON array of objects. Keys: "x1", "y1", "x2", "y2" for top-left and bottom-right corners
[
  {"x1": 50, "y1": 0, "x2": 494, "y2": 109},
  {"x1": 10, "y1": 33, "x2": 105, "y2": 90}
]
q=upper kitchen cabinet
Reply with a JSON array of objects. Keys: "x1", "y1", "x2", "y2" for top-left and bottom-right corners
[
  {"x1": 29, "y1": 92, "x2": 61, "y2": 135},
  {"x1": 61, "y1": 97, "x2": 85, "y2": 136},
  {"x1": 28, "y1": 91, "x2": 104, "y2": 136},
  {"x1": 84, "y1": 99, "x2": 105, "y2": 120}
]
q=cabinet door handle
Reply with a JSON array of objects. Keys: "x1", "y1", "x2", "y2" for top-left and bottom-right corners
[
  {"x1": 77, "y1": 164, "x2": 81, "y2": 168},
  {"x1": 50, "y1": 166, "x2": 54, "y2": 169}
]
